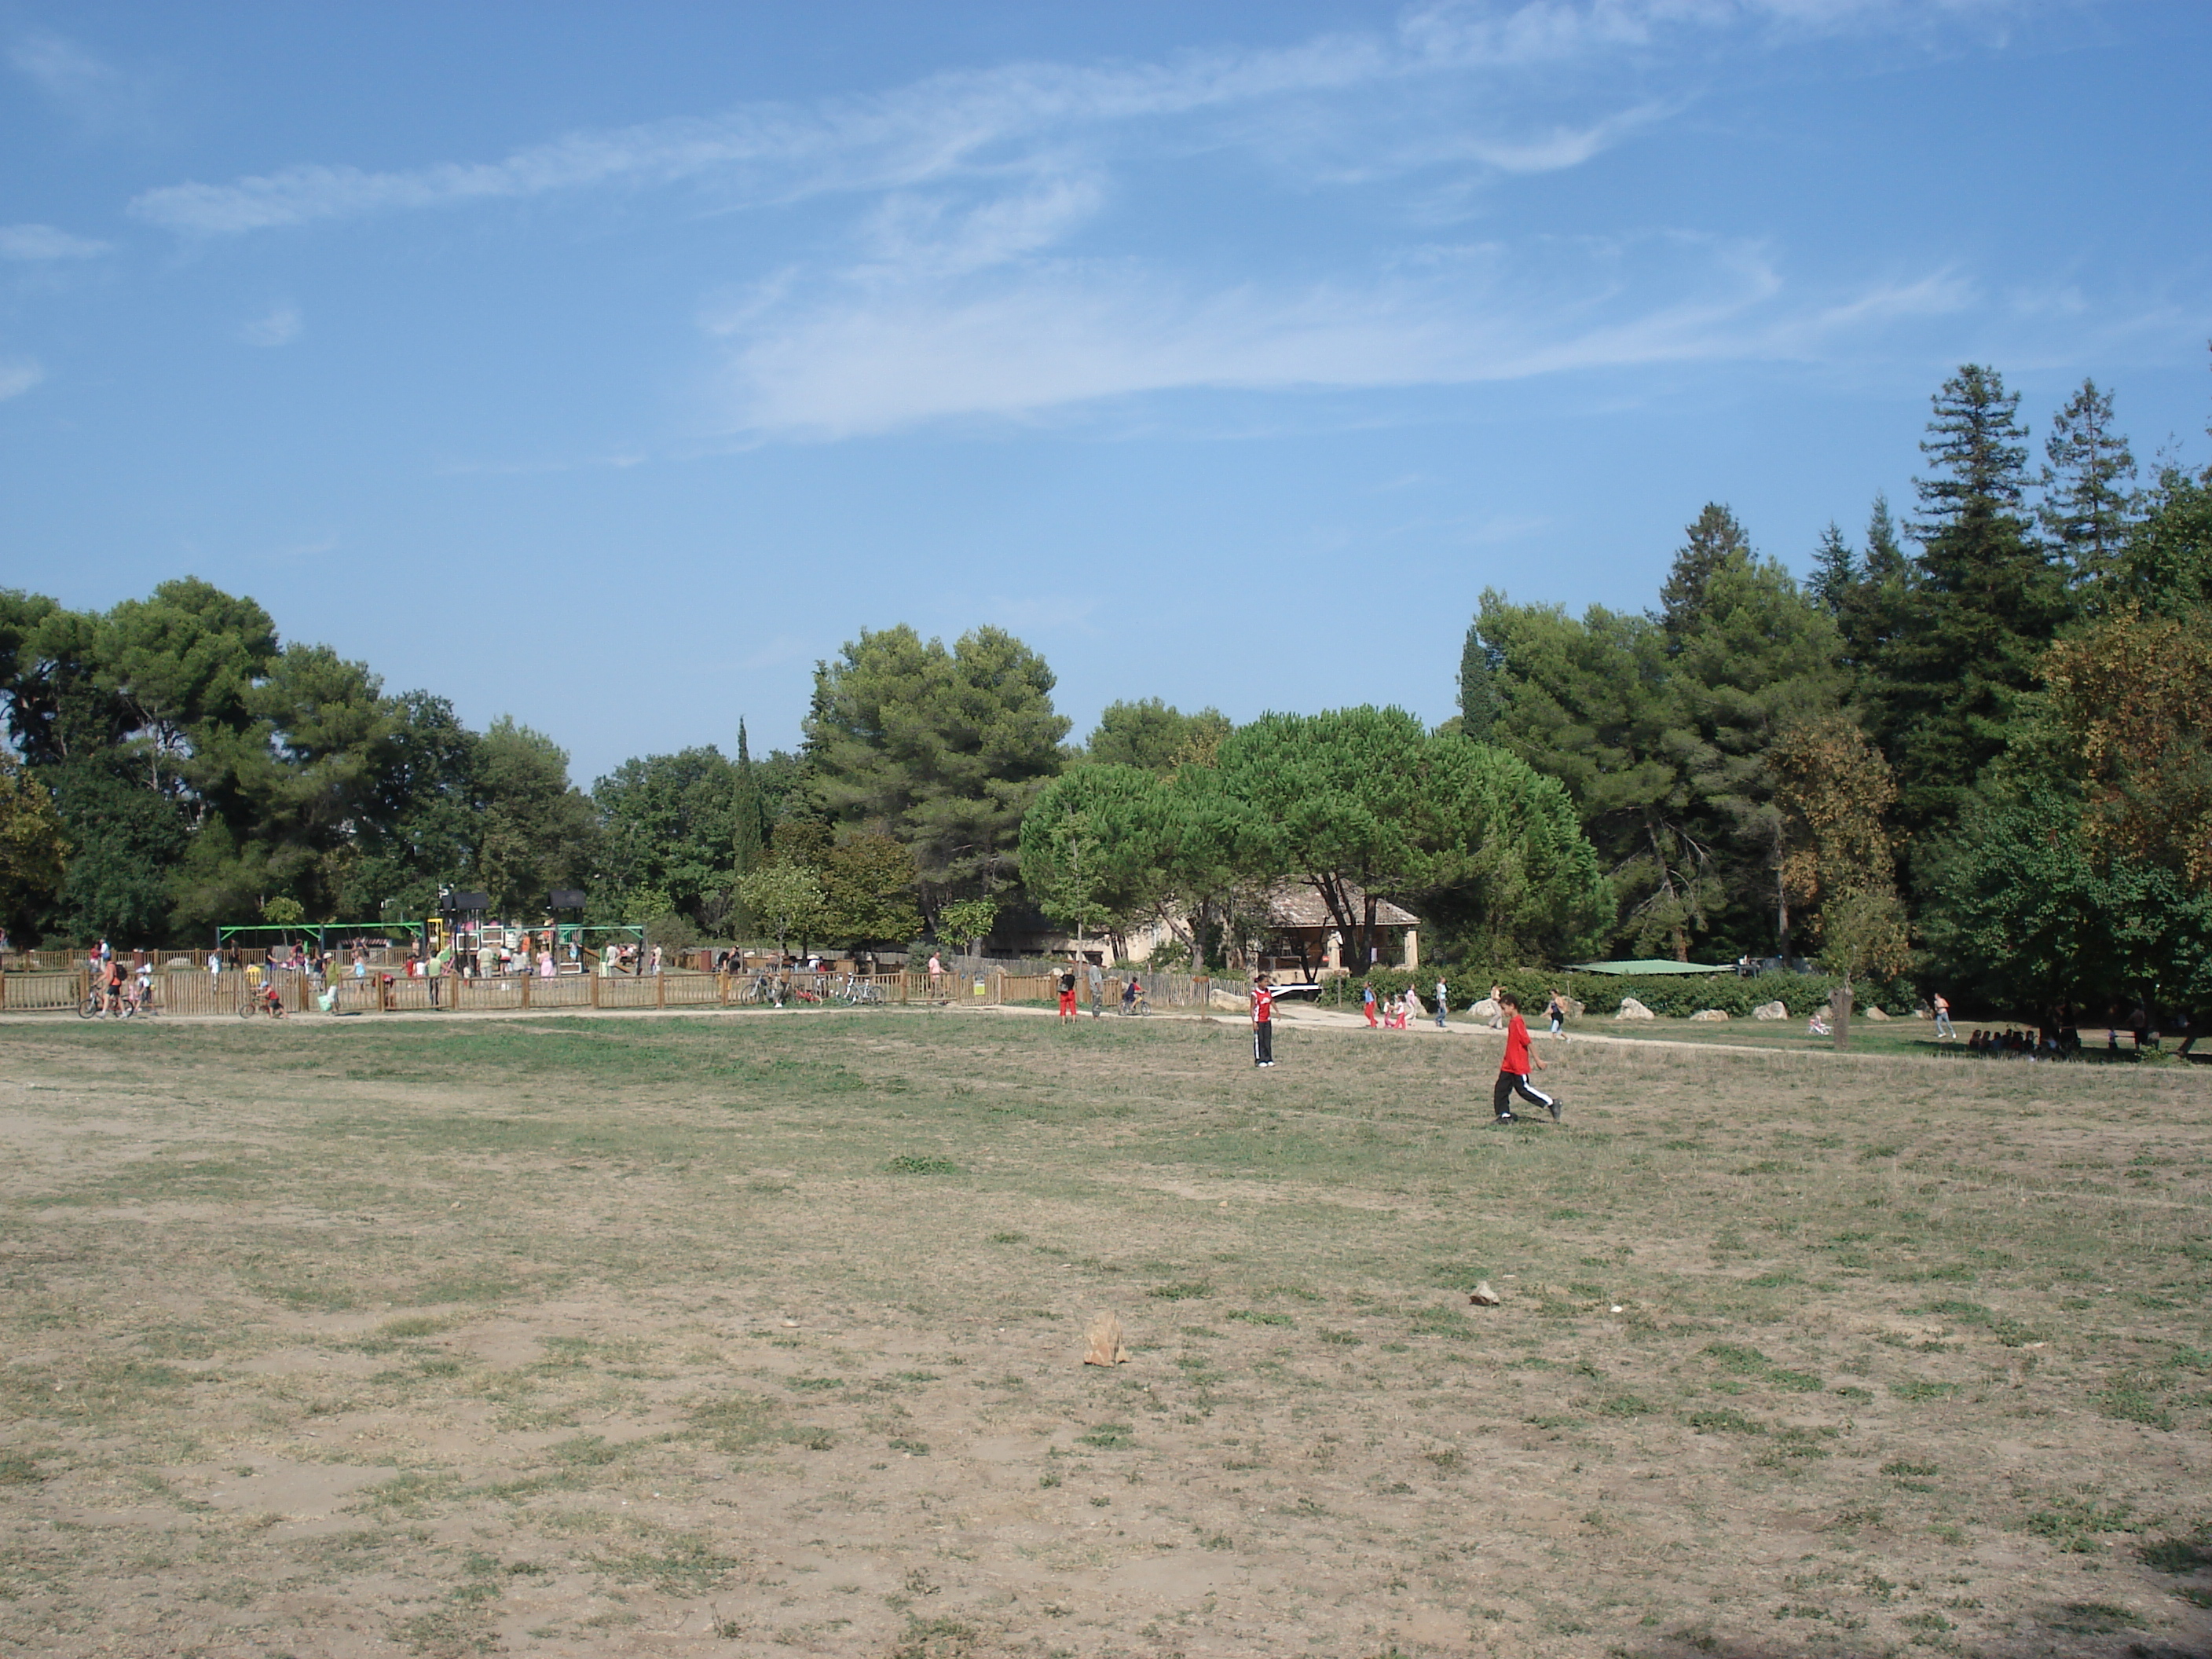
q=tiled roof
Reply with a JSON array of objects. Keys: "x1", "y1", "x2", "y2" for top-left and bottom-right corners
[{"x1": 1264, "y1": 881, "x2": 1419, "y2": 929}]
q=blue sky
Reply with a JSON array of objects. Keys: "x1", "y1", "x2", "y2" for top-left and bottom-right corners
[{"x1": 4, "y1": 1, "x2": 2209, "y2": 786}]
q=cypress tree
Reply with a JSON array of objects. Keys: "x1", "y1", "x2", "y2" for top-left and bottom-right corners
[{"x1": 731, "y1": 719, "x2": 764, "y2": 939}]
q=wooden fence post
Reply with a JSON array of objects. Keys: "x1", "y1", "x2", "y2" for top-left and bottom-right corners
[
  {"x1": 589, "y1": 969, "x2": 600, "y2": 1010},
  {"x1": 521, "y1": 973, "x2": 532, "y2": 1010},
  {"x1": 656, "y1": 972, "x2": 666, "y2": 1009}
]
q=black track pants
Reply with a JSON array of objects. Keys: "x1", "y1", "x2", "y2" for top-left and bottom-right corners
[
  {"x1": 1254, "y1": 1021, "x2": 1273, "y2": 1065},
  {"x1": 1492, "y1": 1071, "x2": 1552, "y2": 1116}
]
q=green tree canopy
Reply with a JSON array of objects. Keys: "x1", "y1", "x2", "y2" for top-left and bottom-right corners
[
  {"x1": 1085, "y1": 699, "x2": 1232, "y2": 773},
  {"x1": 804, "y1": 624, "x2": 1068, "y2": 906},
  {"x1": 1876, "y1": 364, "x2": 2075, "y2": 840},
  {"x1": 593, "y1": 745, "x2": 740, "y2": 921}
]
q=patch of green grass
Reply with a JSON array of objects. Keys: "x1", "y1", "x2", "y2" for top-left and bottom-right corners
[
  {"x1": 2044, "y1": 1601, "x2": 2145, "y2": 1635},
  {"x1": 1226, "y1": 1309, "x2": 1293, "y2": 1327},
  {"x1": 1079, "y1": 1423, "x2": 1135, "y2": 1449},
  {"x1": 1891, "y1": 1380, "x2": 1960, "y2": 1401},
  {"x1": 1685, "y1": 1409, "x2": 1765, "y2": 1435},
  {"x1": 885, "y1": 1155, "x2": 960, "y2": 1175},
  {"x1": 1146, "y1": 1281, "x2": 1211, "y2": 1302},
  {"x1": 1701, "y1": 1342, "x2": 1769, "y2": 1374},
  {"x1": 2100, "y1": 1371, "x2": 2174, "y2": 1429},
  {"x1": 593, "y1": 1530, "x2": 739, "y2": 1594},
  {"x1": 2140, "y1": 1536, "x2": 2212, "y2": 1574}
]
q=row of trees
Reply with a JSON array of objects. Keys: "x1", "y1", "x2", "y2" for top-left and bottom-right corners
[
  {"x1": 1463, "y1": 362, "x2": 2212, "y2": 1013},
  {"x1": 5, "y1": 358, "x2": 2204, "y2": 1016}
]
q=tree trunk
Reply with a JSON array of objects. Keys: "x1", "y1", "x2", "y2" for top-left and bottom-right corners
[{"x1": 1832, "y1": 979, "x2": 1853, "y2": 1052}]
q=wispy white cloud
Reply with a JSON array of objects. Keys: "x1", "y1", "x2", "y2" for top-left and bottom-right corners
[
  {"x1": 240, "y1": 304, "x2": 303, "y2": 347},
  {"x1": 10, "y1": 28, "x2": 153, "y2": 135},
  {"x1": 0, "y1": 360, "x2": 46, "y2": 401},
  {"x1": 11, "y1": 29, "x2": 117, "y2": 101},
  {"x1": 126, "y1": 0, "x2": 1998, "y2": 236},
  {"x1": 0, "y1": 222, "x2": 112, "y2": 260},
  {"x1": 709, "y1": 230, "x2": 1917, "y2": 437}
]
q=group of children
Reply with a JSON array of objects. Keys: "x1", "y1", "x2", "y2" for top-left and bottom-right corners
[{"x1": 1254, "y1": 976, "x2": 1562, "y2": 1123}]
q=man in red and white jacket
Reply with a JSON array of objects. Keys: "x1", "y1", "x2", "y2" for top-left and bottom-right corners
[
  {"x1": 1251, "y1": 973, "x2": 1275, "y2": 1068},
  {"x1": 1493, "y1": 993, "x2": 1560, "y2": 1122}
]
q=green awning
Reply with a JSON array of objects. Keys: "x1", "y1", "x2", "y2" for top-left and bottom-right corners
[{"x1": 1566, "y1": 958, "x2": 1732, "y2": 976}]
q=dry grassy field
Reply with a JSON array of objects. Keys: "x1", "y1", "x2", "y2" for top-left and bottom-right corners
[{"x1": 2, "y1": 1007, "x2": 2209, "y2": 1659}]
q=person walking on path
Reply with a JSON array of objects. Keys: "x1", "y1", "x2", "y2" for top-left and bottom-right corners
[
  {"x1": 1547, "y1": 988, "x2": 1567, "y2": 1036},
  {"x1": 1362, "y1": 981, "x2": 1379, "y2": 1027},
  {"x1": 1057, "y1": 965, "x2": 1079, "y2": 1024},
  {"x1": 1434, "y1": 977, "x2": 1450, "y2": 1029},
  {"x1": 1488, "y1": 983, "x2": 1506, "y2": 1030},
  {"x1": 1088, "y1": 960, "x2": 1104, "y2": 1019},
  {"x1": 1251, "y1": 973, "x2": 1276, "y2": 1067},
  {"x1": 1492, "y1": 994, "x2": 1559, "y2": 1123},
  {"x1": 1932, "y1": 992, "x2": 1956, "y2": 1040}
]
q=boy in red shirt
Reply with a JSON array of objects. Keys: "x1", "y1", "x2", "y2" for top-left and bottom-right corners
[
  {"x1": 1251, "y1": 973, "x2": 1275, "y2": 1067},
  {"x1": 1493, "y1": 992, "x2": 1560, "y2": 1122}
]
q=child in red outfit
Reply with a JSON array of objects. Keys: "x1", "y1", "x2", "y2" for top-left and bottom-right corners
[{"x1": 1492, "y1": 993, "x2": 1560, "y2": 1122}]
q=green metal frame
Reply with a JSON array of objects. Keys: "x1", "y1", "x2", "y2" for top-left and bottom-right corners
[{"x1": 216, "y1": 921, "x2": 424, "y2": 950}]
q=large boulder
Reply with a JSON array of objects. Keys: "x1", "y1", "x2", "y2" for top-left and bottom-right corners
[
  {"x1": 1551, "y1": 995, "x2": 1586, "y2": 1020},
  {"x1": 1863, "y1": 1005, "x2": 1889, "y2": 1021},
  {"x1": 1690, "y1": 1009, "x2": 1730, "y2": 1022},
  {"x1": 1614, "y1": 997, "x2": 1655, "y2": 1020},
  {"x1": 1753, "y1": 1000, "x2": 1788, "y2": 1020},
  {"x1": 1470, "y1": 997, "x2": 1501, "y2": 1020}
]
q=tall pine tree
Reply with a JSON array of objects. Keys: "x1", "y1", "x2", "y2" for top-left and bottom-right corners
[
  {"x1": 1873, "y1": 365, "x2": 2072, "y2": 844},
  {"x1": 2039, "y1": 377, "x2": 2137, "y2": 588}
]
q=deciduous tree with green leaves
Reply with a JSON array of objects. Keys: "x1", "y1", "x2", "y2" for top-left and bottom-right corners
[{"x1": 0, "y1": 756, "x2": 68, "y2": 943}]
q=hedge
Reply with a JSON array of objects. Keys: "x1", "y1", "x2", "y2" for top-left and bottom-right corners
[{"x1": 1340, "y1": 966, "x2": 1920, "y2": 1021}]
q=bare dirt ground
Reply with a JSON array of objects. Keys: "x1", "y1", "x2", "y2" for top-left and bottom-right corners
[{"x1": 2, "y1": 1007, "x2": 2210, "y2": 1659}]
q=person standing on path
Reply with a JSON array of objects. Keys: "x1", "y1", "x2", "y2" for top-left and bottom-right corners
[
  {"x1": 1932, "y1": 991, "x2": 1956, "y2": 1040},
  {"x1": 1434, "y1": 978, "x2": 1450, "y2": 1029},
  {"x1": 1251, "y1": 973, "x2": 1275, "y2": 1067},
  {"x1": 1057, "y1": 965, "x2": 1079, "y2": 1024},
  {"x1": 1362, "y1": 981, "x2": 1379, "y2": 1027},
  {"x1": 1547, "y1": 988, "x2": 1567, "y2": 1035},
  {"x1": 1088, "y1": 960, "x2": 1104, "y2": 1019},
  {"x1": 1492, "y1": 993, "x2": 1559, "y2": 1123}
]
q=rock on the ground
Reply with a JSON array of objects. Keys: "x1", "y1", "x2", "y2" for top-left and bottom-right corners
[
  {"x1": 1690, "y1": 1009, "x2": 1730, "y2": 1021},
  {"x1": 1614, "y1": 997, "x2": 1655, "y2": 1020},
  {"x1": 1864, "y1": 1005, "x2": 1889, "y2": 1021},
  {"x1": 1556, "y1": 995, "x2": 1585, "y2": 1020},
  {"x1": 1082, "y1": 1312, "x2": 1128, "y2": 1366},
  {"x1": 1468, "y1": 1281, "x2": 1503, "y2": 1306},
  {"x1": 1470, "y1": 997, "x2": 1500, "y2": 1020},
  {"x1": 1753, "y1": 1000, "x2": 1788, "y2": 1020}
]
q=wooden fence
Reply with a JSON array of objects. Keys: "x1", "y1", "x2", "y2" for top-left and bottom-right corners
[
  {"x1": 1, "y1": 963, "x2": 1233, "y2": 1017},
  {"x1": 998, "y1": 972, "x2": 1218, "y2": 1010}
]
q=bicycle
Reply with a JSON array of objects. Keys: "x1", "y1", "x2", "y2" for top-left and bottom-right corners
[
  {"x1": 79, "y1": 991, "x2": 133, "y2": 1019},
  {"x1": 239, "y1": 987, "x2": 288, "y2": 1019}
]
